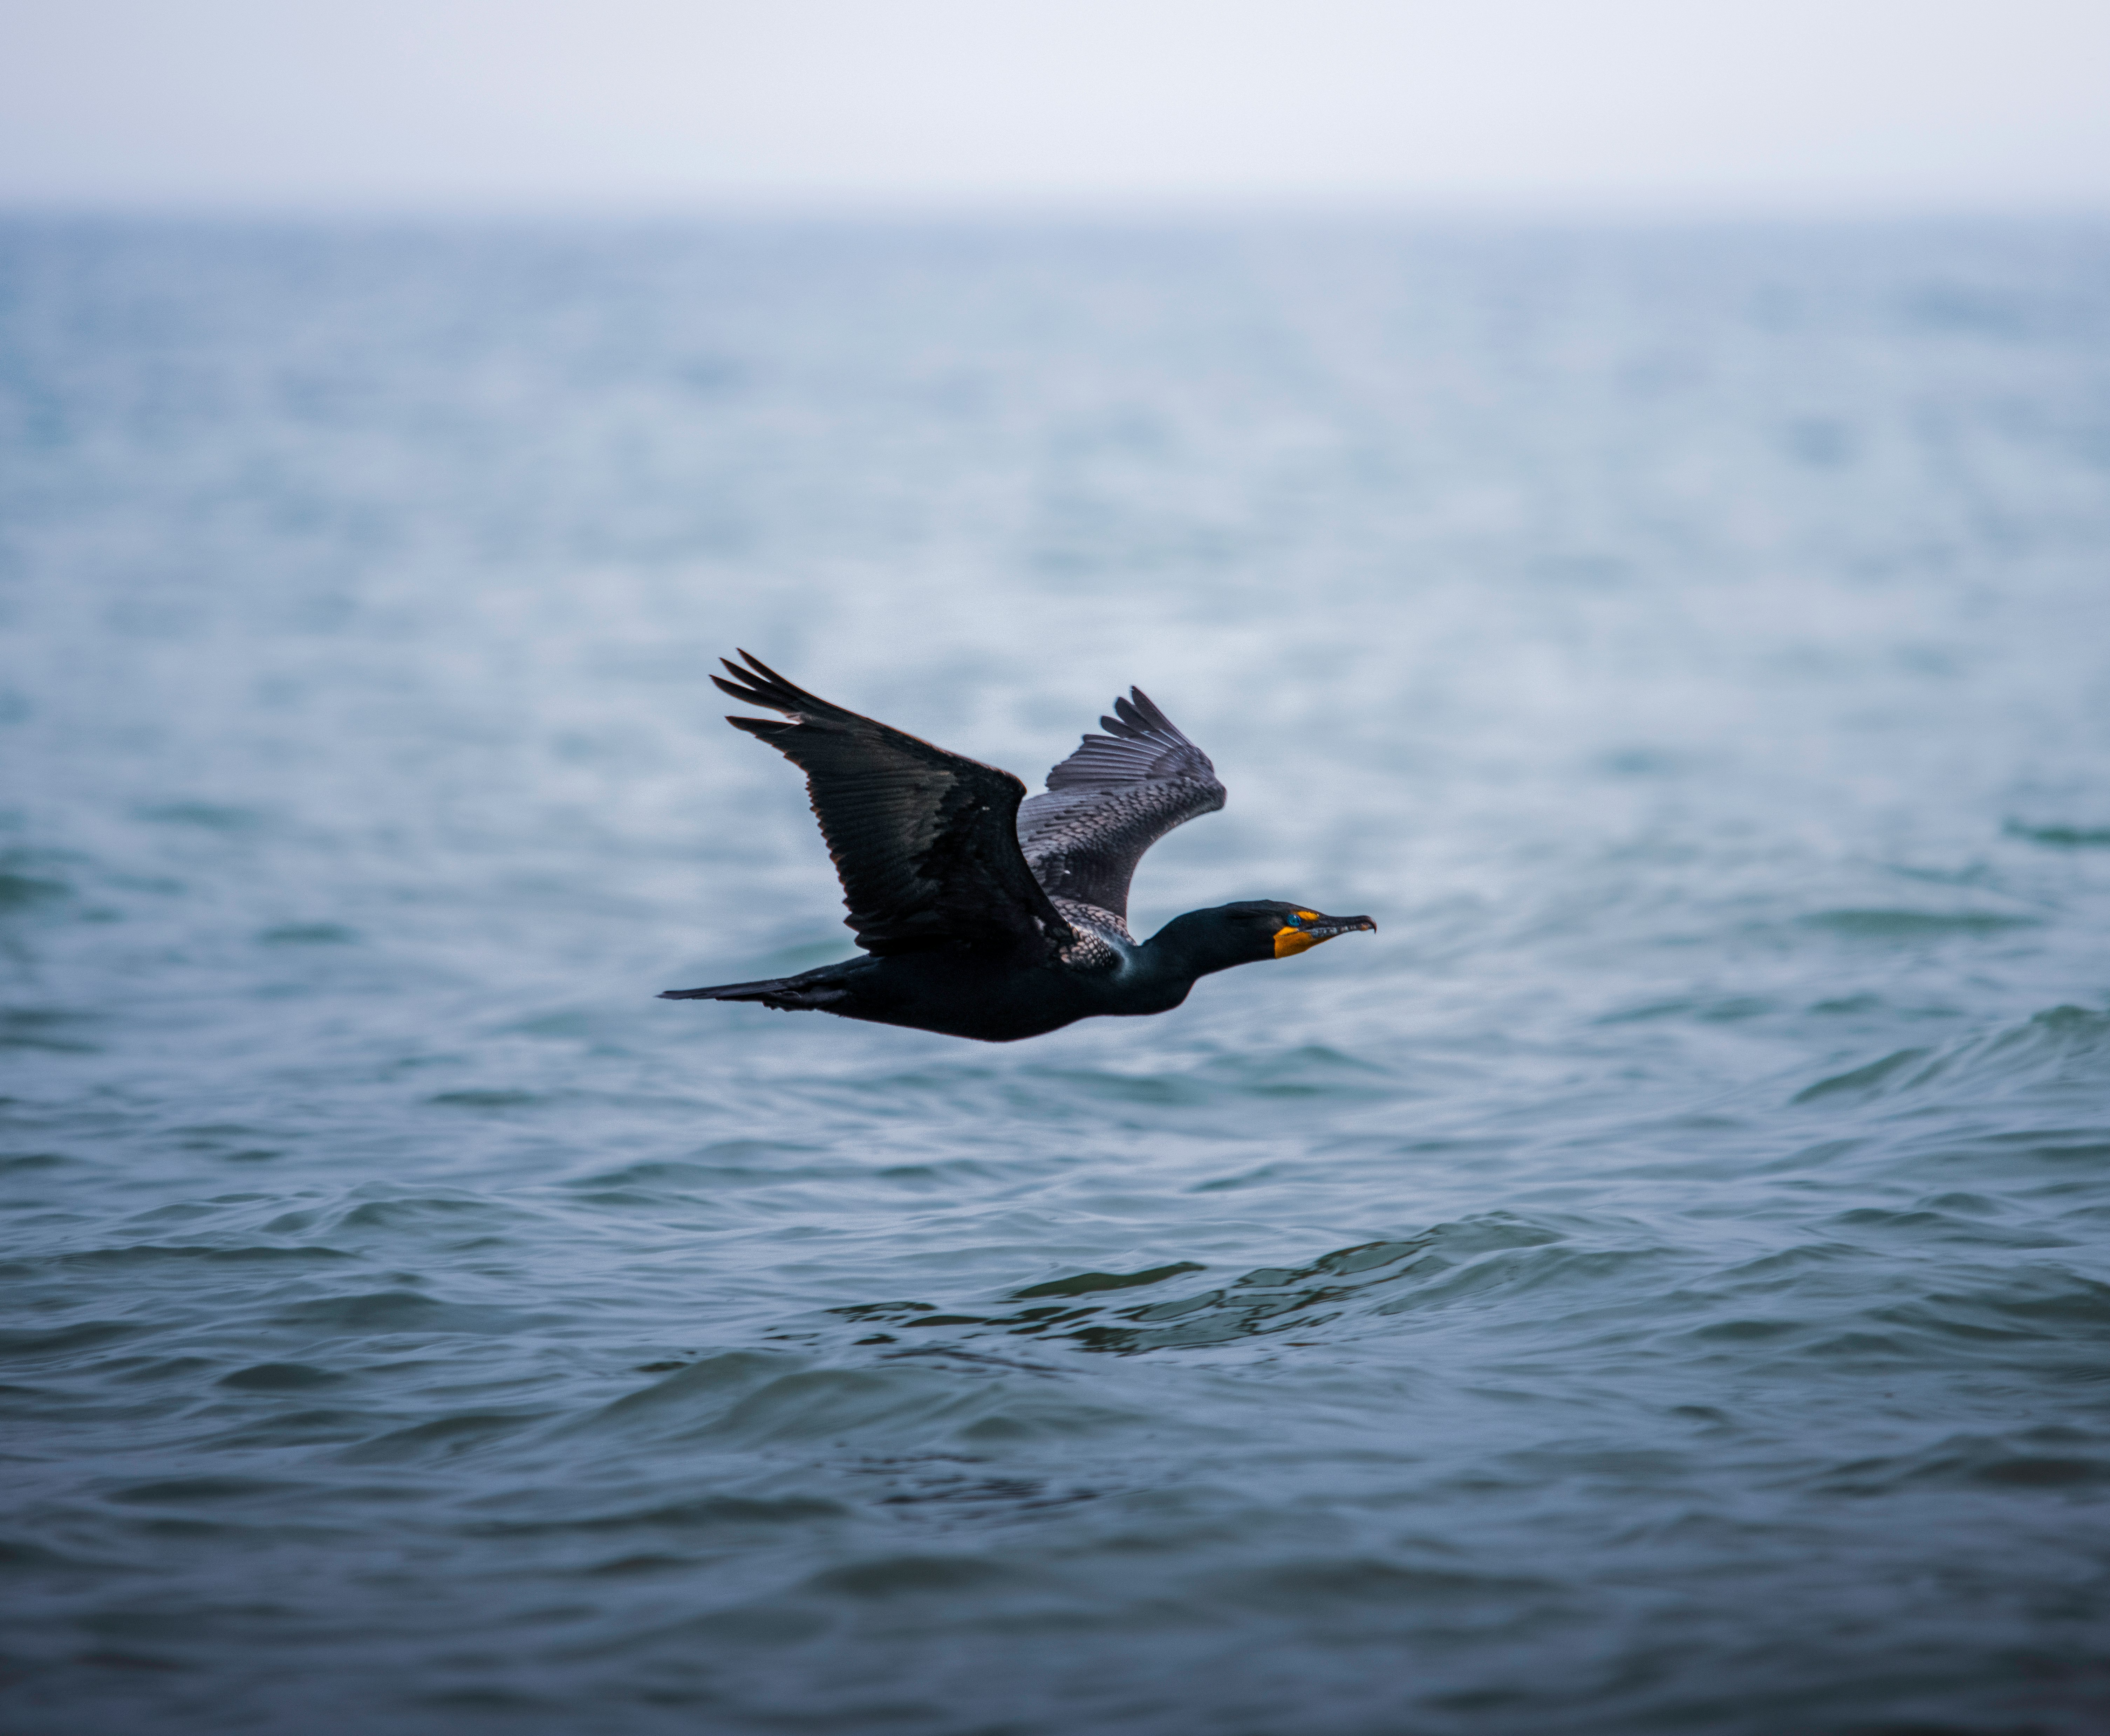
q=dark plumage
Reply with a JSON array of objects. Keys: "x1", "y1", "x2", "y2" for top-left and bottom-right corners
[{"x1": 661, "y1": 652, "x2": 1374, "y2": 1042}]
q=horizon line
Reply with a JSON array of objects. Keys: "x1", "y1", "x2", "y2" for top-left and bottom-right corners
[{"x1": 6, "y1": 190, "x2": 2110, "y2": 228}]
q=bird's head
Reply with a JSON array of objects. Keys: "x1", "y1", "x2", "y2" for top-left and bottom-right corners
[
  {"x1": 1146, "y1": 900, "x2": 1374, "y2": 976},
  {"x1": 1221, "y1": 900, "x2": 1378, "y2": 959}
]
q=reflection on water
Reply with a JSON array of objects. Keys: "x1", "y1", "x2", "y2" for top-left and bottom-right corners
[{"x1": 5, "y1": 216, "x2": 2110, "y2": 1735}]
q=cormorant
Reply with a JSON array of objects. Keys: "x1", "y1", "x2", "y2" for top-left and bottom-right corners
[{"x1": 661, "y1": 652, "x2": 1374, "y2": 1042}]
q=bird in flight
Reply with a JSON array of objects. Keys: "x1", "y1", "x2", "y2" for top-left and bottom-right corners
[{"x1": 662, "y1": 652, "x2": 1374, "y2": 1041}]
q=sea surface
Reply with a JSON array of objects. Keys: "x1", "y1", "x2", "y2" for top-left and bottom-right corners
[{"x1": 5, "y1": 215, "x2": 2110, "y2": 1735}]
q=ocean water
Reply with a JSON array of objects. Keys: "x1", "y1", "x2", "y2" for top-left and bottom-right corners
[{"x1": 5, "y1": 216, "x2": 2110, "y2": 1735}]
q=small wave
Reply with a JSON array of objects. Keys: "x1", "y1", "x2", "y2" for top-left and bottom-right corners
[
  {"x1": 1791, "y1": 1005, "x2": 2110, "y2": 1108},
  {"x1": 1596, "y1": 996, "x2": 1776, "y2": 1026},
  {"x1": 133, "y1": 801, "x2": 269, "y2": 832},
  {"x1": 580, "y1": 1351, "x2": 789, "y2": 1424},
  {"x1": 1870, "y1": 1267, "x2": 2110, "y2": 1365},
  {"x1": 0, "y1": 1538, "x2": 116, "y2": 1576},
  {"x1": 217, "y1": 1361, "x2": 348, "y2": 1390},
  {"x1": 426, "y1": 1089, "x2": 543, "y2": 1110},
  {"x1": 1794, "y1": 1048, "x2": 1931, "y2": 1103},
  {"x1": 1820, "y1": 1428, "x2": 2110, "y2": 1496},
  {"x1": 565, "y1": 1142, "x2": 838, "y2": 1195},
  {"x1": 340, "y1": 1412, "x2": 548, "y2": 1464},
  {"x1": 256, "y1": 923, "x2": 359, "y2": 946},
  {"x1": 0, "y1": 1320, "x2": 142, "y2": 1360},
  {"x1": 804, "y1": 1552, "x2": 1024, "y2": 1600},
  {"x1": 1027, "y1": 1045, "x2": 1395, "y2": 1109},
  {"x1": 273, "y1": 1290, "x2": 525, "y2": 1335},
  {"x1": 2006, "y1": 819, "x2": 2110, "y2": 848},
  {"x1": 0, "y1": 870, "x2": 69, "y2": 911},
  {"x1": 572, "y1": 1349, "x2": 1150, "y2": 1454},
  {"x1": 107, "y1": 1476, "x2": 308, "y2": 1506},
  {"x1": 1798, "y1": 908, "x2": 2041, "y2": 937},
  {"x1": 1826, "y1": 1205, "x2": 2074, "y2": 1251},
  {"x1": 469, "y1": 1493, "x2": 847, "y2": 1538},
  {"x1": 1011, "y1": 1262, "x2": 1206, "y2": 1300},
  {"x1": 822, "y1": 1216, "x2": 1584, "y2": 1356},
  {"x1": 0, "y1": 1009, "x2": 99, "y2": 1053},
  {"x1": 335, "y1": 1195, "x2": 531, "y2": 1232},
  {"x1": 49, "y1": 1243, "x2": 355, "y2": 1268},
  {"x1": 1220, "y1": 1557, "x2": 1548, "y2": 1613}
]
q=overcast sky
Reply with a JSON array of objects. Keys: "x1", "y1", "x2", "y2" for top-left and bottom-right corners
[{"x1": 3, "y1": 0, "x2": 2107, "y2": 214}]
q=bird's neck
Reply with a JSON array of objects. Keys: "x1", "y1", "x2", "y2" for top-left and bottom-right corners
[{"x1": 1131, "y1": 910, "x2": 1251, "y2": 990}]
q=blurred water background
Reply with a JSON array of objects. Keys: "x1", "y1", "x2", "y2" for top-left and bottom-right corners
[{"x1": 5, "y1": 216, "x2": 2110, "y2": 1734}]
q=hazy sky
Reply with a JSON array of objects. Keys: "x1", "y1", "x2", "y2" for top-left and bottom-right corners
[{"x1": 4, "y1": 0, "x2": 2108, "y2": 213}]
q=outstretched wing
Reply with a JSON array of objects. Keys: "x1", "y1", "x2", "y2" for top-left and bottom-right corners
[
  {"x1": 713, "y1": 652, "x2": 1075, "y2": 961},
  {"x1": 1016, "y1": 688, "x2": 1227, "y2": 926}
]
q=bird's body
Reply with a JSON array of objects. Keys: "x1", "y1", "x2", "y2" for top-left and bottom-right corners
[
  {"x1": 662, "y1": 654, "x2": 1373, "y2": 1042},
  {"x1": 682, "y1": 943, "x2": 1187, "y2": 1045}
]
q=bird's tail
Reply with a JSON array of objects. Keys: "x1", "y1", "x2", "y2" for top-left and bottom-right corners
[{"x1": 658, "y1": 964, "x2": 856, "y2": 1011}]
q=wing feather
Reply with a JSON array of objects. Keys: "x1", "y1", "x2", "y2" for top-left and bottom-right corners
[
  {"x1": 1017, "y1": 688, "x2": 1227, "y2": 924},
  {"x1": 714, "y1": 652, "x2": 1074, "y2": 961}
]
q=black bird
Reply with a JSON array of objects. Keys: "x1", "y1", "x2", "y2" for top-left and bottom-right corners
[{"x1": 661, "y1": 652, "x2": 1375, "y2": 1042}]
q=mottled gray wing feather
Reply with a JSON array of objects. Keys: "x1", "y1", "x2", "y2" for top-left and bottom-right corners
[
  {"x1": 1017, "y1": 689, "x2": 1227, "y2": 924},
  {"x1": 712, "y1": 652, "x2": 1076, "y2": 962}
]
